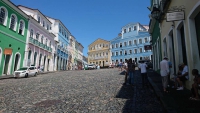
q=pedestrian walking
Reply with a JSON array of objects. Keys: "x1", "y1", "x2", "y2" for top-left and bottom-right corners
[
  {"x1": 123, "y1": 59, "x2": 128, "y2": 85},
  {"x1": 160, "y1": 56, "x2": 169, "y2": 93},
  {"x1": 138, "y1": 60, "x2": 148, "y2": 87},
  {"x1": 127, "y1": 58, "x2": 135, "y2": 86}
]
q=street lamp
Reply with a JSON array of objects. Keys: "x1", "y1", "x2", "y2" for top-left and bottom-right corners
[{"x1": 151, "y1": 6, "x2": 161, "y2": 21}]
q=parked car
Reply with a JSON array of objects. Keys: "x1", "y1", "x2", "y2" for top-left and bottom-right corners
[
  {"x1": 88, "y1": 64, "x2": 96, "y2": 70},
  {"x1": 14, "y1": 66, "x2": 38, "y2": 78}
]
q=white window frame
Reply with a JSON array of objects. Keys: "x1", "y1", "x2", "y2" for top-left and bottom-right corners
[
  {"x1": 18, "y1": 20, "x2": 25, "y2": 35},
  {"x1": 0, "y1": 6, "x2": 8, "y2": 26},
  {"x1": 9, "y1": 14, "x2": 17, "y2": 31}
]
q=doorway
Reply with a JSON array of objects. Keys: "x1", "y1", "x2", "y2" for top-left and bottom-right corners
[
  {"x1": 195, "y1": 12, "x2": 200, "y2": 58},
  {"x1": 34, "y1": 52, "x2": 37, "y2": 66},
  {"x1": 169, "y1": 32, "x2": 176, "y2": 75},
  {"x1": 43, "y1": 56, "x2": 46, "y2": 71},
  {"x1": 14, "y1": 54, "x2": 20, "y2": 71},
  {"x1": 3, "y1": 55, "x2": 11, "y2": 75},
  {"x1": 180, "y1": 26, "x2": 187, "y2": 65}
]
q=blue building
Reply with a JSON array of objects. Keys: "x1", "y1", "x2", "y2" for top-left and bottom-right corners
[
  {"x1": 47, "y1": 17, "x2": 71, "y2": 71},
  {"x1": 110, "y1": 23, "x2": 152, "y2": 64}
]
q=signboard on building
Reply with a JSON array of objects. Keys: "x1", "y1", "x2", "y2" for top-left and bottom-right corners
[
  {"x1": 4, "y1": 48, "x2": 12, "y2": 55},
  {"x1": 144, "y1": 45, "x2": 152, "y2": 50},
  {"x1": 166, "y1": 11, "x2": 184, "y2": 22}
]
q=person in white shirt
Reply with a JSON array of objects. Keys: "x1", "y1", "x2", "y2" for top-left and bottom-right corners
[
  {"x1": 160, "y1": 56, "x2": 170, "y2": 93},
  {"x1": 176, "y1": 63, "x2": 188, "y2": 90},
  {"x1": 138, "y1": 61, "x2": 148, "y2": 87}
]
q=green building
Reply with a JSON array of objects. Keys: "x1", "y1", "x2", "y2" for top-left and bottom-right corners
[{"x1": 0, "y1": 0, "x2": 29, "y2": 76}]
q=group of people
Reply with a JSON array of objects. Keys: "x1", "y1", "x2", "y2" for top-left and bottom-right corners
[
  {"x1": 123, "y1": 58, "x2": 149, "y2": 87},
  {"x1": 160, "y1": 56, "x2": 200, "y2": 100}
]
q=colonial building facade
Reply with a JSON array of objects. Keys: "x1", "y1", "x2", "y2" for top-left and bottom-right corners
[
  {"x1": 88, "y1": 38, "x2": 110, "y2": 67},
  {"x1": 46, "y1": 17, "x2": 70, "y2": 71},
  {"x1": 18, "y1": 6, "x2": 56, "y2": 72},
  {"x1": 0, "y1": 0, "x2": 28, "y2": 76},
  {"x1": 149, "y1": 0, "x2": 200, "y2": 88},
  {"x1": 110, "y1": 23, "x2": 152, "y2": 64}
]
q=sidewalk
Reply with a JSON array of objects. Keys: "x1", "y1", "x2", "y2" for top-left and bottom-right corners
[{"x1": 147, "y1": 69, "x2": 200, "y2": 113}]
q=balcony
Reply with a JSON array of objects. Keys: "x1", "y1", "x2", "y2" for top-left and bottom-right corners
[
  {"x1": 34, "y1": 40, "x2": 39, "y2": 46},
  {"x1": 29, "y1": 37, "x2": 34, "y2": 44}
]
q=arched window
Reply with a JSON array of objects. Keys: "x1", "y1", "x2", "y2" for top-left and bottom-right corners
[
  {"x1": 0, "y1": 8, "x2": 6, "y2": 24},
  {"x1": 41, "y1": 36, "x2": 44, "y2": 44},
  {"x1": 30, "y1": 29, "x2": 33, "y2": 37},
  {"x1": 43, "y1": 21, "x2": 45, "y2": 27},
  {"x1": 10, "y1": 15, "x2": 16, "y2": 30},
  {"x1": 18, "y1": 20, "x2": 24, "y2": 35},
  {"x1": 49, "y1": 41, "x2": 51, "y2": 47},
  {"x1": 46, "y1": 39, "x2": 48, "y2": 45},
  {"x1": 38, "y1": 16, "x2": 40, "y2": 23},
  {"x1": 36, "y1": 33, "x2": 39, "y2": 40}
]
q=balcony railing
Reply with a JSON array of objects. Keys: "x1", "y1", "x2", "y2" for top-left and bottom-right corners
[{"x1": 29, "y1": 37, "x2": 34, "y2": 43}]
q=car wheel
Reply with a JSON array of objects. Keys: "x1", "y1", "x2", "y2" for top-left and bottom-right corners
[
  {"x1": 25, "y1": 73, "x2": 28, "y2": 78},
  {"x1": 34, "y1": 72, "x2": 37, "y2": 76}
]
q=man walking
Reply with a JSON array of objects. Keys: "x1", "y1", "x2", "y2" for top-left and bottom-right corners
[
  {"x1": 139, "y1": 61, "x2": 148, "y2": 87},
  {"x1": 128, "y1": 59, "x2": 135, "y2": 86},
  {"x1": 160, "y1": 56, "x2": 170, "y2": 93}
]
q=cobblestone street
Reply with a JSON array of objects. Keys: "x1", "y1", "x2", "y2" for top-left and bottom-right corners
[{"x1": 0, "y1": 69, "x2": 163, "y2": 113}]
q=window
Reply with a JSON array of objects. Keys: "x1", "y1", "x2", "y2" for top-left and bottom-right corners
[
  {"x1": 36, "y1": 33, "x2": 39, "y2": 40},
  {"x1": 38, "y1": 16, "x2": 40, "y2": 23},
  {"x1": 41, "y1": 36, "x2": 44, "y2": 44},
  {"x1": 112, "y1": 44, "x2": 114, "y2": 48},
  {"x1": 145, "y1": 38, "x2": 148, "y2": 43},
  {"x1": 129, "y1": 41, "x2": 132, "y2": 46},
  {"x1": 140, "y1": 48, "x2": 142, "y2": 53},
  {"x1": 47, "y1": 24, "x2": 49, "y2": 30},
  {"x1": 10, "y1": 15, "x2": 16, "y2": 30},
  {"x1": 129, "y1": 27, "x2": 131, "y2": 32},
  {"x1": 103, "y1": 44, "x2": 105, "y2": 47},
  {"x1": 106, "y1": 52, "x2": 108, "y2": 55},
  {"x1": 116, "y1": 44, "x2": 118, "y2": 48},
  {"x1": 103, "y1": 52, "x2": 104, "y2": 56},
  {"x1": 124, "y1": 29, "x2": 126, "y2": 33},
  {"x1": 134, "y1": 40, "x2": 137, "y2": 45},
  {"x1": 120, "y1": 43, "x2": 122, "y2": 48},
  {"x1": 134, "y1": 49, "x2": 137, "y2": 54},
  {"x1": 116, "y1": 52, "x2": 118, "y2": 56},
  {"x1": 43, "y1": 21, "x2": 45, "y2": 27},
  {"x1": 30, "y1": 29, "x2": 33, "y2": 37},
  {"x1": 106, "y1": 44, "x2": 108, "y2": 48},
  {"x1": 134, "y1": 26, "x2": 137, "y2": 31},
  {"x1": 124, "y1": 42, "x2": 127, "y2": 46},
  {"x1": 139, "y1": 39, "x2": 142, "y2": 44},
  {"x1": 125, "y1": 50, "x2": 127, "y2": 55},
  {"x1": 129, "y1": 50, "x2": 132, "y2": 54},
  {"x1": 120, "y1": 51, "x2": 122, "y2": 55},
  {"x1": 0, "y1": 8, "x2": 6, "y2": 24},
  {"x1": 59, "y1": 25, "x2": 61, "y2": 33},
  {"x1": 18, "y1": 20, "x2": 24, "y2": 35}
]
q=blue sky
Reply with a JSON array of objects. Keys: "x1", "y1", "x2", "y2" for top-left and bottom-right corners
[{"x1": 11, "y1": 0, "x2": 150, "y2": 56}]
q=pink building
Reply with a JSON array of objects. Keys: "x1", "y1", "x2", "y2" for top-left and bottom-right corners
[{"x1": 18, "y1": 6, "x2": 56, "y2": 71}]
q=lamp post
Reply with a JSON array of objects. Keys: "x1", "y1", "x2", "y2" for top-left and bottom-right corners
[{"x1": 151, "y1": 6, "x2": 161, "y2": 22}]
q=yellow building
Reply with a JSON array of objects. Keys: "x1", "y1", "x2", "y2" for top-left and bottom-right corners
[{"x1": 88, "y1": 38, "x2": 110, "y2": 67}]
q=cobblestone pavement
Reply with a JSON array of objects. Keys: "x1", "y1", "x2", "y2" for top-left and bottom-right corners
[{"x1": 0, "y1": 69, "x2": 163, "y2": 113}]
